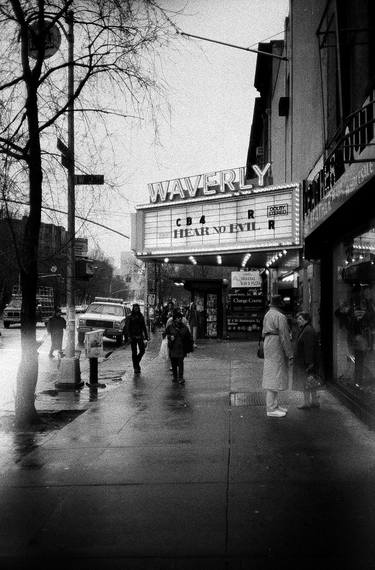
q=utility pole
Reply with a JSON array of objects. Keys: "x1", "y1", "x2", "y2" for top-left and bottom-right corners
[{"x1": 56, "y1": 10, "x2": 82, "y2": 389}]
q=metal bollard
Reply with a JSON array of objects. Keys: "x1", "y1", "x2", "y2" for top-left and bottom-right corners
[{"x1": 89, "y1": 357, "x2": 98, "y2": 384}]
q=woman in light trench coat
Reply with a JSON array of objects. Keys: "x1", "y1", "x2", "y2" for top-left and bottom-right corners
[{"x1": 262, "y1": 295, "x2": 293, "y2": 417}]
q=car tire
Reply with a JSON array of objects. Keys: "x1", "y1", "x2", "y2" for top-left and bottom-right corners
[
  {"x1": 78, "y1": 332, "x2": 85, "y2": 344},
  {"x1": 4, "y1": 322, "x2": 10, "y2": 329}
]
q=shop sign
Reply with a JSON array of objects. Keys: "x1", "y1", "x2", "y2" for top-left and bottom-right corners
[
  {"x1": 304, "y1": 149, "x2": 375, "y2": 237},
  {"x1": 231, "y1": 271, "x2": 262, "y2": 288},
  {"x1": 148, "y1": 164, "x2": 271, "y2": 204},
  {"x1": 133, "y1": 184, "x2": 300, "y2": 257}
]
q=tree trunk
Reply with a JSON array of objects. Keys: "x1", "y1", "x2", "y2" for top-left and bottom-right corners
[{"x1": 14, "y1": 78, "x2": 43, "y2": 428}]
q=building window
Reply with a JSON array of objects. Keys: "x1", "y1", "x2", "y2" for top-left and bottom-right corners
[{"x1": 317, "y1": 0, "x2": 375, "y2": 147}]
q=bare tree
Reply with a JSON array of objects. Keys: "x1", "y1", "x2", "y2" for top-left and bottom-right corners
[{"x1": 0, "y1": 0, "x2": 177, "y2": 426}]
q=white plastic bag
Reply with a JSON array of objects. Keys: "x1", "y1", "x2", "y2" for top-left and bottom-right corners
[{"x1": 159, "y1": 336, "x2": 169, "y2": 360}]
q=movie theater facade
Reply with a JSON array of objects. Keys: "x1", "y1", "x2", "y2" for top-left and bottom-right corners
[{"x1": 131, "y1": 165, "x2": 302, "y2": 339}]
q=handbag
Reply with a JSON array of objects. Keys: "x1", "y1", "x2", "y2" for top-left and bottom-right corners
[
  {"x1": 257, "y1": 339, "x2": 264, "y2": 359},
  {"x1": 305, "y1": 372, "x2": 324, "y2": 390}
]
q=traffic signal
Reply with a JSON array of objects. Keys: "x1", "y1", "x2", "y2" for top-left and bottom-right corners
[{"x1": 75, "y1": 258, "x2": 95, "y2": 280}]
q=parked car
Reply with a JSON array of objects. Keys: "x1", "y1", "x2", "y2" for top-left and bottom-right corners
[
  {"x1": 77, "y1": 297, "x2": 130, "y2": 345},
  {"x1": 3, "y1": 286, "x2": 54, "y2": 328}
]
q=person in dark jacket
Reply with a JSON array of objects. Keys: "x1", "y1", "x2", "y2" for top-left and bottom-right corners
[
  {"x1": 47, "y1": 308, "x2": 66, "y2": 358},
  {"x1": 125, "y1": 303, "x2": 149, "y2": 374},
  {"x1": 162, "y1": 301, "x2": 174, "y2": 326},
  {"x1": 166, "y1": 309, "x2": 193, "y2": 384},
  {"x1": 292, "y1": 312, "x2": 320, "y2": 409},
  {"x1": 187, "y1": 302, "x2": 198, "y2": 348}
]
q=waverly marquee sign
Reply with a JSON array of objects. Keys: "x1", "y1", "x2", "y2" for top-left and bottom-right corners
[
  {"x1": 132, "y1": 181, "x2": 301, "y2": 258},
  {"x1": 148, "y1": 164, "x2": 271, "y2": 203}
]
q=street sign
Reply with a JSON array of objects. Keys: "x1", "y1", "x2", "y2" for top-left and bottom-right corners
[
  {"x1": 57, "y1": 138, "x2": 69, "y2": 154},
  {"x1": 74, "y1": 174, "x2": 104, "y2": 185},
  {"x1": 28, "y1": 20, "x2": 62, "y2": 59}
]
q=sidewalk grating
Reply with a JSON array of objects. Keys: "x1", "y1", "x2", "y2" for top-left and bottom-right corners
[{"x1": 230, "y1": 391, "x2": 289, "y2": 406}]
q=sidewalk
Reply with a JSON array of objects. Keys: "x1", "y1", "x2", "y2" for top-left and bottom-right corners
[
  {"x1": 1, "y1": 338, "x2": 375, "y2": 569},
  {"x1": 0, "y1": 329, "x2": 161, "y2": 413}
]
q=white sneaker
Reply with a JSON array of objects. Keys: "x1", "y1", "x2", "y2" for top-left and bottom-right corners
[
  {"x1": 277, "y1": 406, "x2": 288, "y2": 413},
  {"x1": 267, "y1": 409, "x2": 286, "y2": 418}
]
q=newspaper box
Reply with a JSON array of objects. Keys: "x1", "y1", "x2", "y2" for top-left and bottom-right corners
[{"x1": 84, "y1": 329, "x2": 104, "y2": 359}]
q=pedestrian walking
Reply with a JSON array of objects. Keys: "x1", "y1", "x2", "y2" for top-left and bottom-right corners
[
  {"x1": 187, "y1": 301, "x2": 198, "y2": 348},
  {"x1": 166, "y1": 308, "x2": 189, "y2": 330},
  {"x1": 292, "y1": 311, "x2": 321, "y2": 409},
  {"x1": 125, "y1": 303, "x2": 149, "y2": 374},
  {"x1": 164, "y1": 309, "x2": 188, "y2": 375},
  {"x1": 162, "y1": 301, "x2": 174, "y2": 326},
  {"x1": 47, "y1": 308, "x2": 66, "y2": 358},
  {"x1": 262, "y1": 295, "x2": 293, "y2": 417},
  {"x1": 166, "y1": 309, "x2": 193, "y2": 384}
]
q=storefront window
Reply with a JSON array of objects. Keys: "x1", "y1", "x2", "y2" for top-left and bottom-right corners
[{"x1": 333, "y1": 226, "x2": 375, "y2": 401}]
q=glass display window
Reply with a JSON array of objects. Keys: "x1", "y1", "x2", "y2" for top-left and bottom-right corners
[{"x1": 333, "y1": 225, "x2": 375, "y2": 400}]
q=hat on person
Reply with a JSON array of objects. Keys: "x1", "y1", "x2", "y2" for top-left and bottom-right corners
[{"x1": 270, "y1": 295, "x2": 284, "y2": 307}]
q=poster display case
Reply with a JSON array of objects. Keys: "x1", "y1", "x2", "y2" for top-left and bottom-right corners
[{"x1": 206, "y1": 293, "x2": 218, "y2": 338}]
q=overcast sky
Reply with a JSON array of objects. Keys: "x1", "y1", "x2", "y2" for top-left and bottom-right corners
[{"x1": 87, "y1": 0, "x2": 289, "y2": 266}]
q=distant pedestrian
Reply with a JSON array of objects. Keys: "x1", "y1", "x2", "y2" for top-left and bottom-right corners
[
  {"x1": 47, "y1": 308, "x2": 66, "y2": 358},
  {"x1": 162, "y1": 301, "x2": 174, "y2": 326},
  {"x1": 187, "y1": 301, "x2": 198, "y2": 348},
  {"x1": 292, "y1": 312, "x2": 321, "y2": 409},
  {"x1": 125, "y1": 303, "x2": 149, "y2": 374},
  {"x1": 166, "y1": 308, "x2": 189, "y2": 330},
  {"x1": 166, "y1": 309, "x2": 193, "y2": 384},
  {"x1": 262, "y1": 295, "x2": 293, "y2": 417}
]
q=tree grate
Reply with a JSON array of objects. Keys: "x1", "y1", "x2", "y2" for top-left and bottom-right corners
[{"x1": 230, "y1": 392, "x2": 289, "y2": 407}]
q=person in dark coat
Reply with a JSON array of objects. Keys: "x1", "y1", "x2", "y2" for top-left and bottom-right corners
[
  {"x1": 292, "y1": 311, "x2": 320, "y2": 409},
  {"x1": 47, "y1": 308, "x2": 66, "y2": 358},
  {"x1": 187, "y1": 301, "x2": 198, "y2": 348},
  {"x1": 162, "y1": 301, "x2": 174, "y2": 326},
  {"x1": 125, "y1": 303, "x2": 149, "y2": 374},
  {"x1": 166, "y1": 309, "x2": 193, "y2": 384}
]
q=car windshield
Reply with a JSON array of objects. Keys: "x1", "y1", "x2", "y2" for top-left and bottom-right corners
[{"x1": 86, "y1": 303, "x2": 124, "y2": 316}]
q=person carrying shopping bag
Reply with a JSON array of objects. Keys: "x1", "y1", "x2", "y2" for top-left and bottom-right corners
[{"x1": 166, "y1": 309, "x2": 193, "y2": 384}]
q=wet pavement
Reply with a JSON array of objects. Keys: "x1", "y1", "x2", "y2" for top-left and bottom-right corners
[
  {"x1": 0, "y1": 326, "x2": 160, "y2": 412},
  {"x1": 1, "y1": 337, "x2": 375, "y2": 569}
]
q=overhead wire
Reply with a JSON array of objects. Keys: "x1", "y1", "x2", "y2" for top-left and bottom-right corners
[{"x1": 0, "y1": 198, "x2": 130, "y2": 239}]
